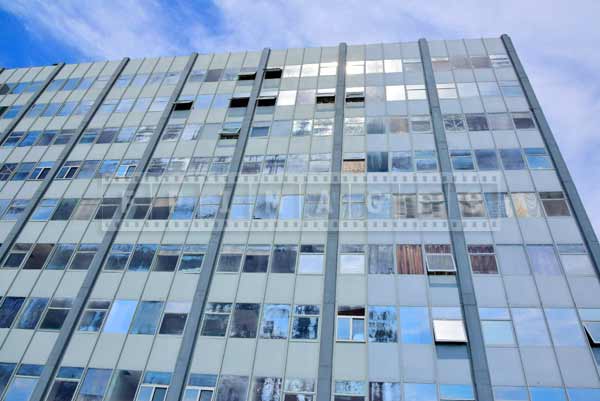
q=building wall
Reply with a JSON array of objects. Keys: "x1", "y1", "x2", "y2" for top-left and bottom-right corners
[{"x1": 0, "y1": 37, "x2": 598, "y2": 401}]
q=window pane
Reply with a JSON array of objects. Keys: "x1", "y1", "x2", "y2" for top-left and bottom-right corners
[
  {"x1": 230, "y1": 303, "x2": 260, "y2": 338},
  {"x1": 259, "y1": 304, "x2": 290, "y2": 339},
  {"x1": 400, "y1": 307, "x2": 432, "y2": 343},
  {"x1": 512, "y1": 308, "x2": 550, "y2": 346},
  {"x1": 368, "y1": 306, "x2": 397, "y2": 343},
  {"x1": 103, "y1": 300, "x2": 137, "y2": 333},
  {"x1": 76, "y1": 369, "x2": 112, "y2": 401},
  {"x1": 527, "y1": 245, "x2": 561, "y2": 275},
  {"x1": 130, "y1": 301, "x2": 163, "y2": 335}
]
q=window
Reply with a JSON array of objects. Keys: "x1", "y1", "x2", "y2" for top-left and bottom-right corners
[
  {"x1": 230, "y1": 303, "x2": 260, "y2": 338},
  {"x1": 3, "y1": 243, "x2": 31, "y2": 269},
  {"x1": 3, "y1": 199, "x2": 30, "y2": 220},
  {"x1": 47, "y1": 367, "x2": 84, "y2": 401},
  {"x1": 344, "y1": 117, "x2": 364, "y2": 136},
  {"x1": 368, "y1": 245, "x2": 394, "y2": 274},
  {"x1": 433, "y1": 320, "x2": 467, "y2": 343},
  {"x1": 40, "y1": 298, "x2": 73, "y2": 330},
  {"x1": 15, "y1": 297, "x2": 48, "y2": 330},
  {"x1": 450, "y1": 150, "x2": 475, "y2": 171},
  {"x1": 400, "y1": 307, "x2": 432, "y2": 343},
  {"x1": 540, "y1": 192, "x2": 570, "y2": 217},
  {"x1": 475, "y1": 149, "x2": 499, "y2": 170},
  {"x1": 415, "y1": 151, "x2": 438, "y2": 171},
  {"x1": 201, "y1": 303, "x2": 232, "y2": 336},
  {"x1": 465, "y1": 114, "x2": 488, "y2": 131},
  {"x1": 3, "y1": 364, "x2": 42, "y2": 401},
  {"x1": 334, "y1": 381, "x2": 365, "y2": 401},
  {"x1": 264, "y1": 68, "x2": 282, "y2": 79},
  {"x1": 367, "y1": 151, "x2": 388, "y2": 172},
  {"x1": 418, "y1": 193, "x2": 446, "y2": 219},
  {"x1": 468, "y1": 245, "x2": 498, "y2": 274},
  {"x1": 369, "y1": 383, "x2": 401, "y2": 401},
  {"x1": 46, "y1": 244, "x2": 76, "y2": 270},
  {"x1": 23, "y1": 243, "x2": 54, "y2": 269},
  {"x1": 79, "y1": 300, "x2": 111, "y2": 332},
  {"x1": 342, "y1": 194, "x2": 366, "y2": 219},
  {"x1": 406, "y1": 85, "x2": 427, "y2": 100},
  {"x1": 298, "y1": 245, "x2": 324, "y2": 274},
  {"x1": 393, "y1": 194, "x2": 417, "y2": 219},
  {"x1": 512, "y1": 112, "x2": 536, "y2": 129},
  {"x1": 217, "y1": 245, "x2": 244, "y2": 272},
  {"x1": 489, "y1": 113, "x2": 513, "y2": 130},
  {"x1": 0, "y1": 297, "x2": 25, "y2": 328},
  {"x1": 128, "y1": 244, "x2": 157, "y2": 272},
  {"x1": 253, "y1": 195, "x2": 278, "y2": 219},
  {"x1": 424, "y1": 244, "x2": 455, "y2": 273},
  {"x1": 395, "y1": 245, "x2": 424, "y2": 274},
  {"x1": 458, "y1": 193, "x2": 486, "y2": 218},
  {"x1": 558, "y1": 244, "x2": 595, "y2": 275},
  {"x1": 187, "y1": 157, "x2": 211, "y2": 176},
  {"x1": 103, "y1": 300, "x2": 137, "y2": 333},
  {"x1": 499, "y1": 149, "x2": 525, "y2": 170},
  {"x1": 196, "y1": 195, "x2": 221, "y2": 219},
  {"x1": 337, "y1": 306, "x2": 365, "y2": 342},
  {"x1": 342, "y1": 155, "x2": 365, "y2": 173},
  {"x1": 72, "y1": 199, "x2": 99, "y2": 220},
  {"x1": 242, "y1": 245, "x2": 270, "y2": 273},
  {"x1": 443, "y1": 114, "x2": 466, "y2": 132},
  {"x1": 309, "y1": 153, "x2": 331, "y2": 173},
  {"x1": 77, "y1": 368, "x2": 112, "y2": 401},
  {"x1": 179, "y1": 245, "x2": 206, "y2": 272},
  {"x1": 313, "y1": 118, "x2": 334, "y2": 136},
  {"x1": 215, "y1": 376, "x2": 248, "y2": 401},
  {"x1": 368, "y1": 306, "x2": 397, "y2": 342},
  {"x1": 437, "y1": 83, "x2": 457, "y2": 99},
  {"x1": 339, "y1": 245, "x2": 365, "y2": 274},
  {"x1": 390, "y1": 152, "x2": 413, "y2": 172},
  {"x1": 524, "y1": 148, "x2": 552, "y2": 169},
  {"x1": 104, "y1": 370, "x2": 142, "y2": 401},
  {"x1": 511, "y1": 192, "x2": 542, "y2": 217},
  {"x1": 484, "y1": 192, "x2": 513, "y2": 218},
  {"x1": 292, "y1": 119, "x2": 312, "y2": 136},
  {"x1": 259, "y1": 304, "x2": 290, "y2": 339},
  {"x1": 136, "y1": 372, "x2": 171, "y2": 401},
  {"x1": 291, "y1": 305, "x2": 319, "y2": 340},
  {"x1": 480, "y1": 308, "x2": 515, "y2": 346},
  {"x1": 159, "y1": 302, "x2": 190, "y2": 335},
  {"x1": 153, "y1": 245, "x2": 181, "y2": 271},
  {"x1": 345, "y1": 88, "x2": 365, "y2": 105},
  {"x1": 31, "y1": 199, "x2": 58, "y2": 221}
]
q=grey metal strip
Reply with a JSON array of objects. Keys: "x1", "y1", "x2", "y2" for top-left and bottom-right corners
[
  {"x1": 0, "y1": 58, "x2": 130, "y2": 265},
  {"x1": 163, "y1": 48, "x2": 271, "y2": 401},
  {"x1": 418, "y1": 38, "x2": 493, "y2": 401},
  {"x1": 29, "y1": 53, "x2": 198, "y2": 401},
  {"x1": 501, "y1": 34, "x2": 600, "y2": 271},
  {"x1": 316, "y1": 42, "x2": 347, "y2": 401},
  {"x1": 0, "y1": 63, "x2": 65, "y2": 144}
]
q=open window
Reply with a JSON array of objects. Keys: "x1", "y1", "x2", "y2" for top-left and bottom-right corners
[
  {"x1": 342, "y1": 153, "x2": 366, "y2": 173},
  {"x1": 345, "y1": 87, "x2": 365, "y2": 104},
  {"x1": 264, "y1": 68, "x2": 282, "y2": 79},
  {"x1": 237, "y1": 71, "x2": 256, "y2": 81},
  {"x1": 424, "y1": 244, "x2": 456, "y2": 274},
  {"x1": 229, "y1": 97, "x2": 249, "y2": 108},
  {"x1": 257, "y1": 96, "x2": 277, "y2": 107},
  {"x1": 172, "y1": 101, "x2": 193, "y2": 111},
  {"x1": 433, "y1": 319, "x2": 467, "y2": 343},
  {"x1": 316, "y1": 89, "x2": 335, "y2": 104}
]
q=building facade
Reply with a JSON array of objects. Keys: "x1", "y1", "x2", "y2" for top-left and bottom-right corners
[{"x1": 0, "y1": 35, "x2": 598, "y2": 401}]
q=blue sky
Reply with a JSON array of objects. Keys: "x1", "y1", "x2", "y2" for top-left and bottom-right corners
[{"x1": 0, "y1": 0, "x2": 598, "y2": 234}]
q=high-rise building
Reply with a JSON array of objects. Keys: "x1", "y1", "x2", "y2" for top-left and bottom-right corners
[{"x1": 0, "y1": 35, "x2": 598, "y2": 401}]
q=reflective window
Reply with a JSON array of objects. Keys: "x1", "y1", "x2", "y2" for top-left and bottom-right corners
[
  {"x1": 368, "y1": 306, "x2": 397, "y2": 343},
  {"x1": 259, "y1": 304, "x2": 290, "y2": 339}
]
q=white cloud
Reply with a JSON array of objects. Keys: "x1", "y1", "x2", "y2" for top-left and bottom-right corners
[{"x1": 1, "y1": 0, "x2": 599, "y2": 234}]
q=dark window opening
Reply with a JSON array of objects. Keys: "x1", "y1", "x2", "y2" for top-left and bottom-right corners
[
  {"x1": 257, "y1": 97, "x2": 276, "y2": 107},
  {"x1": 264, "y1": 68, "x2": 282, "y2": 79},
  {"x1": 219, "y1": 132, "x2": 239, "y2": 140},
  {"x1": 172, "y1": 101, "x2": 193, "y2": 111},
  {"x1": 237, "y1": 72, "x2": 256, "y2": 81},
  {"x1": 316, "y1": 94, "x2": 336, "y2": 104},
  {"x1": 229, "y1": 97, "x2": 249, "y2": 108}
]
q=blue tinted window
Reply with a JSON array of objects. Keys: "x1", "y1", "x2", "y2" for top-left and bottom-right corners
[
  {"x1": 16, "y1": 298, "x2": 49, "y2": 329},
  {"x1": 130, "y1": 301, "x2": 163, "y2": 335},
  {"x1": 76, "y1": 369, "x2": 111, "y2": 401},
  {"x1": 529, "y1": 387, "x2": 566, "y2": 401},
  {"x1": 0, "y1": 297, "x2": 26, "y2": 328},
  {"x1": 103, "y1": 300, "x2": 137, "y2": 333},
  {"x1": 404, "y1": 383, "x2": 436, "y2": 401},
  {"x1": 400, "y1": 307, "x2": 432, "y2": 344}
]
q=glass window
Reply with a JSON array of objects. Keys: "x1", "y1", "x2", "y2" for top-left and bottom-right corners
[
  {"x1": 337, "y1": 306, "x2": 365, "y2": 342},
  {"x1": 76, "y1": 369, "x2": 112, "y2": 401},
  {"x1": 384, "y1": 59, "x2": 402, "y2": 73},
  {"x1": 79, "y1": 300, "x2": 110, "y2": 332},
  {"x1": 458, "y1": 193, "x2": 486, "y2": 218},
  {"x1": 512, "y1": 112, "x2": 536, "y2": 129},
  {"x1": 475, "y1": 149, "x2": 499, "y2": 170},
  {"x1": 500, "y1": 149, "x2": 525, "y2": 170},
  {"x1": 259, "y1": 304, "x2": 290, "y2": 339},
  {"x1": 242, "y1": 245, "x2": 270, "y2": 273},
  {"x1": 153, "y1": 245, "x2": 181, "y2": 271},
  {"x1": 484, "y1": 192, "x2": 513, "y2": 218},
  {"x1": 511, "y1": 193, "x2": 542, "y2": 217},
  {"x1": 400, "y1": 307, "x2": 432, "y2": 343},
  {"x1": 291, "y1": 305, "x2": 320, "y2": 340},
  {"x1": 443, "y1": 114, "x2": 466, "y2": 132},
  {"x1": 450, "y1": 150, "x2": 474, "y2": 170},
  {"x1": 159, "y1": 302, "x2": 190, "y2": 335},
  {"x1": 385, "y1": 85, "x2": 405, "y2": 101},
  {"x1": 482, "y1": 320, "x2": 516, "y2": 346},
  {"x1": 23, "y1": 243, "x2": 54, "y2": 269},
  {"x1": 215, "y1": 376, "x2": 248, "y2": 401},
  {"x1": 418, "y1": 193, "x2": 446, "y2": 219},
  {"x1": 496, "y1": 245, "x2": 530, "y2": 275},
  {"x1": 230, "y1": 303, "x2": 260, "y2": 338},
  {"x1": 368, "y1": 306, "x2": 397, "y2": 343},
  {"x1": 103, "y1": 300, "x2": 137, "y2": 333},
  {"x1": 40, "y1": 298, "x2": 73, "y2": 330},
  {"x1": 539, "y1": 192, "x2": 570, "y2": 217},
  {"x1": 252, "y1": 377, "x2": 282, "y2": 401},
  {"x1": 271, "y1": 245, "x2": 297, "y2": 273},
  {"x1": 369, "y1": 382, "x2": 401, "y2": 401},
  {"x1": 201, "y1": 303, "x2": 232, "y2": 336},
  {"x1": 433, "y1": 319, "x2": 467, "y2": 343},
  {"x1": 104, "y1": 370, "x2": 142, "y2": 401},
  {"x1": 0, "y1": 297, "x2": 26, "y2": 328},
  {"x1": 524, "y1": 148, "x2": 552, "y2": 169},
  {"x1": 298, "y1": 245, "x2": 324, "y2": 274},
  {"x1": 468, "y1": 245, "x2": 498, "y2": 274},
  {"x1": 179, "y1": 245, "x2": 205, "y2": 272},
  {"x1": 339, "y1": 245, "x2": 365, "y2": 274},
  {"x1": 368, "y1": 245, "x2": 394, "y2": 274},
  {"x1": 465, "y1": 114, "x2": 488, "y2": 131}
]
